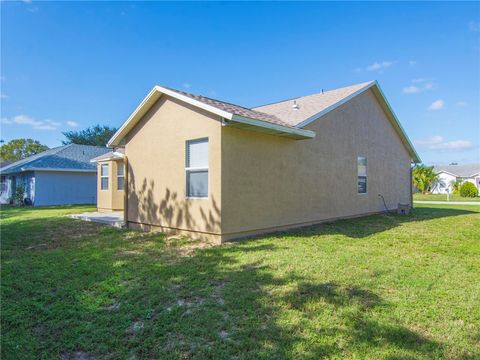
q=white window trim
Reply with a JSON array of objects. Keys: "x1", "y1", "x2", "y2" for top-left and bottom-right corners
[
  {"x1": 100, "y1": 164, "x2": 109, "y2": 191},
  {"x1": 185, "y1": 138, "x2": 209, "y2": 199}
]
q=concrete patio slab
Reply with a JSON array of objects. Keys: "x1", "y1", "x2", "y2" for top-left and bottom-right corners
[{"x1": 70, "y1": 211, "x2": 124, "y2": 228}]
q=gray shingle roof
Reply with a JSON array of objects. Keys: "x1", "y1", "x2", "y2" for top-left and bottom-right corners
[
  {"x1": 0, "y1": 144, "x2": 111, "y2": 174},
  {"x1": 253, "y1": 81, "x2": 374, "y2": 127},
  {"x1": 434, "y1": 164, "x2": 480, "y2": 177},
  {"x1": 164, "y1": 86, "x2": 293, "y2": 128}
]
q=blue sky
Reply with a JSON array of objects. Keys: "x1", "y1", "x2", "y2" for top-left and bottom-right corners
[{"x1": 1, "y1": 1, "x2": 479, "y2": 165}]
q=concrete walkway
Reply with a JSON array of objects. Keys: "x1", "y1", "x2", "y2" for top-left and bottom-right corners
[
  {"x1": 414, "y1": 201, "x2": 480, "y2": 206},
  {"x1": 70, "y1": 211, "x2": 125, "y2": 228}
]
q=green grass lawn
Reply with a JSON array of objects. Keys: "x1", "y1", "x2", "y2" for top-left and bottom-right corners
[
  {"x1": 1, "y1": 204, "x2": 479, "y2": 359},
  {"x1": 413, "y1": 193, "x2": 480, "y2": 202}
]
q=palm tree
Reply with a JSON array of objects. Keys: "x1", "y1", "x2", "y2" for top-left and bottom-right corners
[
  {"x1": 412, "y1": 165, "x2": 440, "y2": 194},
  {"x1": 450, "y1": 179, "x2": 463, "y2": 194}
]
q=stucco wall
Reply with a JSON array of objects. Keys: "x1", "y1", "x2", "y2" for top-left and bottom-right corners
[
  {"x1": 220, "y1": 89, "x2": 412, "y2": 239},
  {"x1": 125, "y1": 95, "x2": 222, "y2": 242},
  {"x1": 34, "y1": 171, "x2": 97, "y2": 206},
  {"x1": 96, "y1": 160, "x2": 125, "y2": 212}
]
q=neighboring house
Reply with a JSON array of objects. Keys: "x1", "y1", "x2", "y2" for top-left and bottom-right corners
[
  {"x1": 0, "y1": 144, "x2": 110, "y2": 206},
  {"x1": 105, "y1": 80, "x2": 420, "y2": 243},
  {"x1": 0, "y1": 160, "x2": 13, "y2": 203},
  {"x1": 431, "y1": 164, "x2": 480, "y2": 194},
  {"x1": 90, "y1": 149, "x2": 125, "y2": 212}
]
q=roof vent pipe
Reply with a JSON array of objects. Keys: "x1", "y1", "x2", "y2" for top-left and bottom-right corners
[{"x1": 292, "y1": 100, "x2": 299, "y2": 110}]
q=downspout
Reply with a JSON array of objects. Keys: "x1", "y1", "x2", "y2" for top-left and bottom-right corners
[{"x1": 123, "y1": 154, "x2": 128, "y2": 228}]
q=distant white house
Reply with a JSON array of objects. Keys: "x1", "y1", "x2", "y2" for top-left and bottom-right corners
[{"x1": 431, "y1": 164, "x2": 480, "y2": 194}]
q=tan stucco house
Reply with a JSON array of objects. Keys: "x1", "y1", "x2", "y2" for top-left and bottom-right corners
[
  {"x1": 104, "y1": 80, "x2": 420, "y2": 243},
  {"x1": 91, "y1": 149, "x2": 125, "y2": 212}
]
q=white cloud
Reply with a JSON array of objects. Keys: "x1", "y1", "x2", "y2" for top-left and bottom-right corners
[
  {"x1": 20, "y1": 0, "x2": 32, "y2": 3},
  {"x1": 0, "y1": 92, "x2": 8, "y2": 99},
  {"x1": 402, "y1": 86, "x2": 420, "y2": 94},
  {"x1": 36, "y1": 119, "x2": 61, "y2": 130},
  {"x1": 403, "y1": 79, "x2": 434, "y2": 94},
  {"x1": 66, "y1": 120, "x2": 79, "y2": 127},
  {"x1": 182, "y1": 83, "x2": 192, "y2": 89},
  {"x1": 415, "y1": 135, "x2": 443, "y2": 146},
  {"x1": 11, "y1": 114, "x2": 42, "y2": 126},
  {"x1": 1, "y1": 114, "x2": 61, "y2": 131},
  {"x1": 408, "y1": 60, "x2": 417, "y2": 66},
  {"x1": 366, "y1": 61, "x2": 393, "y2": 72},
  {"x1": 415, "y1": 135, "x2": 474, "y2": 151},
  {"x1": 468, "y1": 21, "x2": 479, "y2": 32},
  {"x1": 428, "y1": 99, "x2": 444, "y2": 111},
  {"x1": 456, "y1": 101, "x2": 467, "y2": 107}
]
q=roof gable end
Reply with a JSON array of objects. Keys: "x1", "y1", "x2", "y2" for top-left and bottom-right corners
[{"x1": 107, "y1": 86, "x2": 315, "y2": 147}]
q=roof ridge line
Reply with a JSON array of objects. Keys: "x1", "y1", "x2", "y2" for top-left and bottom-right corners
[{"x1": 252, "y1": 80, "x2": 375, "y2": 109}]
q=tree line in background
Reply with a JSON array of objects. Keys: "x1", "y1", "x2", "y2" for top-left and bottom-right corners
[{"x1": 0, "y1": 125, "x2": 117, "y2": 162}]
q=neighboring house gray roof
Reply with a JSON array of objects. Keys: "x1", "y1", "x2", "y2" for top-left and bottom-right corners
[
  {"x1": 434, "y1": 164, "x2": 480, "y2": 177},
  {"x1": 0, "y1": 160, "x2": 13, "y2": 169},
  {"x1": 0, "y1": 144, "x2": 111, "y2": 174}
]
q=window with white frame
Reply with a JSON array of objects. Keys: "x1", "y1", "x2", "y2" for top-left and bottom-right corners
[
  {"x1": 101, "y1": 164, "x2": 109, "y2": 190},
  {"x1": 117, "y1": 163, "x2": 124, "y2": 191},
  {"x1": 186, "y1": 138, "x2": 208, "y2": 198},
  {"x1": 357, "y1": 156, "x2": 367, "y2": 194}
]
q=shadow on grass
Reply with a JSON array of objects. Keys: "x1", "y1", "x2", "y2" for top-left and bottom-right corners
[
  {"x1": 1, "y1": 211, "x2": 451, "y2": 358},
  {"x1": 264, "y1": 206, "x2": 478, "y2": 240}
]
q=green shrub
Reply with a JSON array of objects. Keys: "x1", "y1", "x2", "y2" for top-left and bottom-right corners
[
  {"x1": 13, "y1": 186, "x2": 25, "y2": 205},
  {"x1": 459, "y1": 182, "x2": 478, "y2": 198}
]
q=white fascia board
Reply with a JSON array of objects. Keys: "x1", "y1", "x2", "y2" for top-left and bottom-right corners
[
  {"x1": 89, "y1": 155, "x2": 124, "y2": 163},
  {"x1": 107, "y1": 86, "x2": 234, "y2": 147},
  {"x1": 296, "y1": 81, "x2": 376, "y2": 128},
  {"x1": 373, "y1": 82, "x2": 421, "y2": 163},
  {"x1": 107, "y1": 87, "x2": 162, "y2": 147},
  {"x1": 439, "y1": 171, "x2": 480, "y2": 178},
  {"x1": 154, "y1": 86, "x2": 233, "y2": 119},
  {"x1": 297, "y1": 80, "x2": 421, "y2": 163},
  {"x1": 436, "y1": 170, "x2": 458, "y2": 177},
  {"x1": 230, "y1": 115, "x2": 316, "y2": 139}
]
